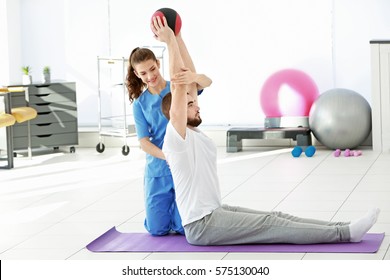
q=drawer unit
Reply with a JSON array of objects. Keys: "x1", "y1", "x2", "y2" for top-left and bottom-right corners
[
  {"x1": 12, "y1": 122, "x2": 77, "y2": 137},
  {"x1": 13, "y1": 133, "x2": 78, "y2": 148},
  {"x1": 10, "y1": 82, "x2": 79, "y2": 152}
]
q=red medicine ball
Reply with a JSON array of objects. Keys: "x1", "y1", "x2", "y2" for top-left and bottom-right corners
[{"x1": 151, "y1": 8, "x2": 182, "y2": 35}]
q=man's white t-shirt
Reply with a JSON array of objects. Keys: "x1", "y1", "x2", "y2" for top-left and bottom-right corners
[{"x1": 162, "y1": 122, "x2": 222, "y2": 226}]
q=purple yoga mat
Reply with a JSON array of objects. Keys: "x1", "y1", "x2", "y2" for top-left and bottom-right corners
[{"x1": 86, "y1": 227, "x2": 385, "y2": 253}]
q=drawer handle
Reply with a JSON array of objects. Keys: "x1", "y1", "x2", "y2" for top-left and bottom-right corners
[
  {"x1": 35, "y1": 85, "x2": 50, "y2": 88},
  {"x1": 36, "y1": 94, "x2": 50, "y2": 97},
  {"x1": 36, "y1": 134, "x2": 52, "y2": 138},
  {"x1": 35, "y1": 102, "x2": 51, "y2": 106},
  {"x1": 37, "y1": 112, "x2": 51, "y2": 115},
  {"x1": 36, "y1": 123, "x2": 52, "y2": 126}
]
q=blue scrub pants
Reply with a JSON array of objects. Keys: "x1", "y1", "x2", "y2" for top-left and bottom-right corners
[{"x1": 144, "y1": 175, "x2": 184, "y2": 235}]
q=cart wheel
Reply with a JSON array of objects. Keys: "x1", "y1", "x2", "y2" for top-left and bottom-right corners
[
  {"x1": 122, "y1": 145, "x2": 130, "y2": 156},
  {"x1": 96, "y1": 143, "x2": 105, "y2": 153},
  {"x1": 70, "y1": 146, "x2": 76, "y2": 153}
]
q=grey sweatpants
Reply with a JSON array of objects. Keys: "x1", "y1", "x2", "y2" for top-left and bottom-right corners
[{"x1": 184, "y1": 204, "x2": 351, "y2": 245}]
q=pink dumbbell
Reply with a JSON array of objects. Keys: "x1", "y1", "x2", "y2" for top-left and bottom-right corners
[
  {"x1": 333, "y1": 149, "x2": 341, "y2": 157},
  {"x1": 344, "y1": 149, "x2": 351, "y2": 157}
]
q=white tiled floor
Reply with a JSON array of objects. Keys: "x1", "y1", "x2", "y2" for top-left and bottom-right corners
[{"x1": 1, "y1": 146, "x2": 389, "y2": 260}]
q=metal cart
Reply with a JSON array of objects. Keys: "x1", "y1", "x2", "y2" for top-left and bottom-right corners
[
  {"x1": 96, "y1": 47, "x2": 166, "y2": 155},
  {"x1": 96, "y1": 56, "x2": 134, "y2": 155}
]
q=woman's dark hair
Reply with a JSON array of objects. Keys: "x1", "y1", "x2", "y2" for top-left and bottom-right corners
[{"x1": 126, "y1": 47, "x2": 158, "y2": 103}]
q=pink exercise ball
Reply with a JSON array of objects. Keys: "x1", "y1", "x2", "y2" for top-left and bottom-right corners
[{"x1": 260, "y1": 69, "x2": 319, "y2": 117}]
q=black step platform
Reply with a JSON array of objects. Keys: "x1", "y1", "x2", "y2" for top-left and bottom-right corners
[{"x1": 226, "y1": 127, "x2": 312, "y2": 152}]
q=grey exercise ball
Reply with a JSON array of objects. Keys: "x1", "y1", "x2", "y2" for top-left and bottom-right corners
[{"x1": 309, "y1": 88, "x2": 371, "y2": 149}]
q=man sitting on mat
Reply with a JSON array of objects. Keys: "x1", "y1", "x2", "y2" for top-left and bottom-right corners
[{"x1": 153, "y1": 16, "x2": 380, "y2": 246}]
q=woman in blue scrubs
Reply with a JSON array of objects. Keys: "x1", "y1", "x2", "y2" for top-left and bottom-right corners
[{"x1": 126, "y1": 24, "x2": 212, "y2": 235}]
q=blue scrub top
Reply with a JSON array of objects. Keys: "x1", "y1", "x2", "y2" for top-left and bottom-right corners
[
  {"x1": 133, "y1": 81, "x2": 204, "y2": 178},
  {"x1": 133, "y1": 81, "x2": 171, "y2": 178}
]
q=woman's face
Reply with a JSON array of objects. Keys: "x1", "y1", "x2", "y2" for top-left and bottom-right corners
[{"x1": 133, "y1": 59, "x2": 162, "y2": 88}]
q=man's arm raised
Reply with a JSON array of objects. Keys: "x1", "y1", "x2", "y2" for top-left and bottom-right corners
[
  {"x1": 151, "y1": 16, "x2": 188, "y2": 139},
  {"x1": 176, "y1": 33, "x2": 212, "y2": 95}
]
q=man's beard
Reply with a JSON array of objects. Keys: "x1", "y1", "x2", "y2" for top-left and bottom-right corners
[{"x1": 187, "y1": 116, "x2": 202, "y2": 127}]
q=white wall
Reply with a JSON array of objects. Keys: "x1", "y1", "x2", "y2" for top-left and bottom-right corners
[
  {"x1": 0, "y1": 0, "x2": 8, "y2": 84},
  {"x1": 0, "y1": 0, "x2": 22, "y2": 85},
  {"x1": 4, "y1": 0, "x2": 390, "y2": 126},
  {"x1": 333, "y1": 0, "x2": 390, "y2": 102}
]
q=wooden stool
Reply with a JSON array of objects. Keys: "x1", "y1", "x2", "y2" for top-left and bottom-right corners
[
  {"x1": 11, "y1": 107, "x2": 37, "y2": 123},
  {"x1": 0, "y1": 89, "x2": 15, "y2": 168},
  {"x1": 0, "y1": 113, "x2": 16, "y2": 128},
  {"x1": 1, "y1": 87, "x2": 38, "y2": 168}
]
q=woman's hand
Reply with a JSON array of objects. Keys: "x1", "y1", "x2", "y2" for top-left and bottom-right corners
[
  {"x1": 171, "y1": 67, "x2": 196, "y2": 85},
  {"x1": 150, "y1": 16, "x2": 175, "y2": 43}
]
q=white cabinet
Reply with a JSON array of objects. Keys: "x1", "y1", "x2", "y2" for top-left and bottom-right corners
[{"x1": 371, "y1": 40, "x2": 390, "y2": 152}]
